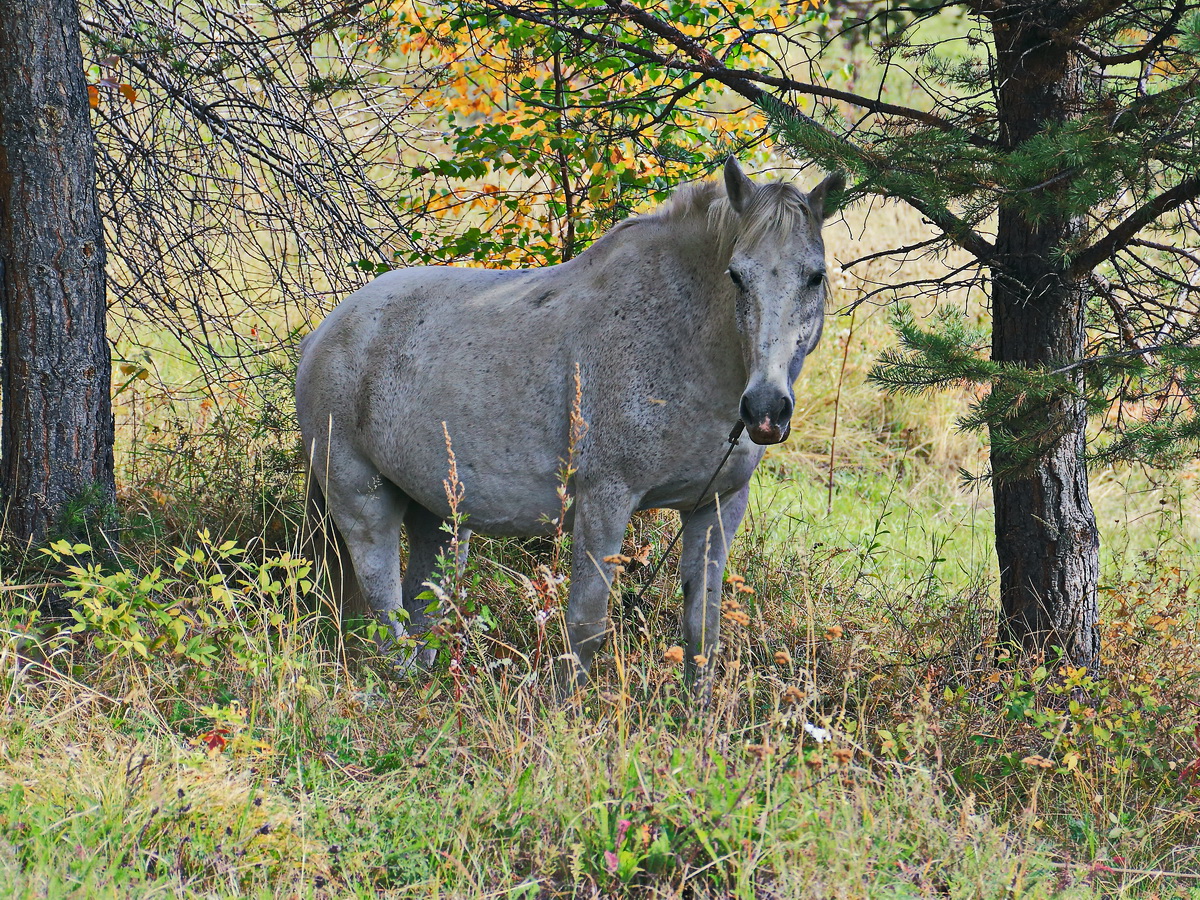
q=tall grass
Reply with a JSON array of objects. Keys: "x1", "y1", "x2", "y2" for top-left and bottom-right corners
[{"x1": 3, "y1": 197, "x2": 1200, "y2": 899}]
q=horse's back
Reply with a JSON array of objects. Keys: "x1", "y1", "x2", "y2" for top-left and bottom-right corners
[{"x1": 297, "y1": 264, "x2": 578, "y2": 529}]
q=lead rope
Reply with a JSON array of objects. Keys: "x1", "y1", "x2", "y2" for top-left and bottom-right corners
[{"x1": 626, "y1": 420, "x2": 746, "y2": 612}]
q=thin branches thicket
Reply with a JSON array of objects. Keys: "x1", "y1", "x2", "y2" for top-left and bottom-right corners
[{"x1": 83, "y1": 0, "x2": 430, "y2": 384}]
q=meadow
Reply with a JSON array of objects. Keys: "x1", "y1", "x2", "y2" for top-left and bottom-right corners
[{"x1": 2, "y1": 180, "x2": 1199, "y2": 899}]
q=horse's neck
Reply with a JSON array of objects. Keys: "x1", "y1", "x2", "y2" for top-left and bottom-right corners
[
  {"x1": 659, "y1": 212, "x2": 735, "y2": 318},
  {"x1": 643, "y1": 215, "x2": 748, "y2": 387}
]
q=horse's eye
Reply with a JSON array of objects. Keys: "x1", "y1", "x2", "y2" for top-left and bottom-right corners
[
  {"x1": 727, "y1": 268, "x2": 745, "y2": 290},
  {"x1": 808, "y1": 270, "x2": 826, "y2": 289}
]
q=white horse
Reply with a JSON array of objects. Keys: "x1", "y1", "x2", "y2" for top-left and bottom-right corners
[{"x1": 297, "y1": 158, "x2": 843, "y2": 683}]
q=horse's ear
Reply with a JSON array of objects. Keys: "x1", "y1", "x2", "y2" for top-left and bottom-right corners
[
  {"x1": 808, "y1": 171, "x2": 847, "y2": 220},
  {"x1": 724, "y1": 157, "x2": 755, "y2": 214}
]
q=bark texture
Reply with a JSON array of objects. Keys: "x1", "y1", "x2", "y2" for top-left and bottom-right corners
[
  {"x1": 988, "y1": 3, "x2": 1100, "y2": 664},
  {"x1": 0, "y1": 0, "x2": 114, "y2": 544}
]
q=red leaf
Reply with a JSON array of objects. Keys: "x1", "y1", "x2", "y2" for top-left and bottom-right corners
[{"x1": 199, "y1": 728, "x2": 230, "y2": 755}]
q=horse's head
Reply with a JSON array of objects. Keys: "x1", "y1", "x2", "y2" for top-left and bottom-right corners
[{"x1": 722, "y1": 157, "x2": 844, "y2": 445}]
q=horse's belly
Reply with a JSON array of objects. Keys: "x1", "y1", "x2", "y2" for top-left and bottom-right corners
[
  {"x1": 386, "y1": 464, "x2": 563, "y2": 538},
  {"x1": 458, "y1": 474, "x2": 563, "y2": 536}
]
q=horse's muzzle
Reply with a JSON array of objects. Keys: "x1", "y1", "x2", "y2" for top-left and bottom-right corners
[
  {"x1": 740, "y1": 386, "x2": 793, "y2": 445},
  {"x1": 747, "y1": 421, "x2": 790, "y2": 444}
]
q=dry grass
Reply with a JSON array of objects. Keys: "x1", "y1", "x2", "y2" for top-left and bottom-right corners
[{"x1": 4, "y1": 507, "x2": 1199, "y2": 897}]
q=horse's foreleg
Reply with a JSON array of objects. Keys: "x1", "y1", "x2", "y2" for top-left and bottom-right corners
[
  {"x1": 680, "y1": 482, "x2": 750, "y2": 689},
  {"x1": 563, "y1": 487, "x2": 636, "y2": 690},
  {"x1": 402, "y1": 502, "x2": 472, "y2": 633}
]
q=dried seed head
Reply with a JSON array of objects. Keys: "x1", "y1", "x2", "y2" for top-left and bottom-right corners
[
  {"x1": 782, "y1": 686, "x2": 806, "y2": 705},
  {"x1": 723, "y1": 609, "x2": 751, "y2": 627}
]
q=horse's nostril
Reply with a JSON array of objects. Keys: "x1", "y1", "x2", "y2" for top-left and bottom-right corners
[
  {"x1": 741, "y1": 389, "x2": 791, "y2": 427},
  {"x1": 777, "y1": 395, "x2": 793, "y2": 423}
]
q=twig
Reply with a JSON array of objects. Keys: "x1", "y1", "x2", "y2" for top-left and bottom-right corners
[{"x1": 828, "y1": 306, "x2": 858, "y2": 516}]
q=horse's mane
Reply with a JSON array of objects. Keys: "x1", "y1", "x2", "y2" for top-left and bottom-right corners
[{"x1": 607, "y1": 176, "x2": 815, "y2": 257}]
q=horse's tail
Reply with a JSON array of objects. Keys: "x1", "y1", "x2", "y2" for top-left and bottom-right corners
[{"x1": 303, "y1": 466, "x2": 369, "y2": 621}]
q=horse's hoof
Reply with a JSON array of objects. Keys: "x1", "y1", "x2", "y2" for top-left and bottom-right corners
[
  {"x1": 553, "y1": 654, "x2": 591, "y2": 703},
  {"x1": 375, "y1": 637, "x2": 437, "y2": 679}
]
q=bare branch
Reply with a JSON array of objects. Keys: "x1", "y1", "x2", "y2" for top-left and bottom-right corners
[
  {"x1": 1072, "y1": 0, "x2": 1189, "y2": 66},
  {"x1": 599, "y1": 0, "x2": 997, "y2": 147},
  {"x1": 1071, "y1": 176, "x2": 1200, "y2": 277}
]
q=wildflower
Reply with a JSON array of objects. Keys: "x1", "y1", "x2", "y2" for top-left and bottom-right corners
[
  {"x1": 833, "y1": 747, "x2": 853, "y2": 765},
  {"x1": 746, "y1": 742, "x2": 774, "y2": 759},
  {"x1": 693, "y1": 654, "x2": 708, "y2": 667},
  {"x1": 825, "y1": 624, "x2": 844, "y2": 640},
  {"x1": 803, "y1": 722, "x2": 831, "y2": 742},
  {"x1": 774, "y1": 649, "x2": 791, "y2": 666},
  {"x1": 1022, "y1": 755, "x2": 1053, "y2": 769},
  {"x1": 663, "y1": 645, "x2": 684, "y2": 665}
]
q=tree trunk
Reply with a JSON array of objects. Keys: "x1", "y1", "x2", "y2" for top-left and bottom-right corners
[
  {"x1": 0, "y1": 0, "x2": 115, "y2": 545},
  {"x1": 988, "y1": 6, "x2": 1100, "y2": 665}
]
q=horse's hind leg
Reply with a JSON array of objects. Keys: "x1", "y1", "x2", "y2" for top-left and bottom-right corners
[
  {"x1": 680, "y1": 482, "x2": 750, "y2": 688},
  {"x1": 401, "y1": 502, "x2": 472, "y2": 633},
  {"x1": 310, "y1": 446, "x2": 409, "y2": 639}
]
